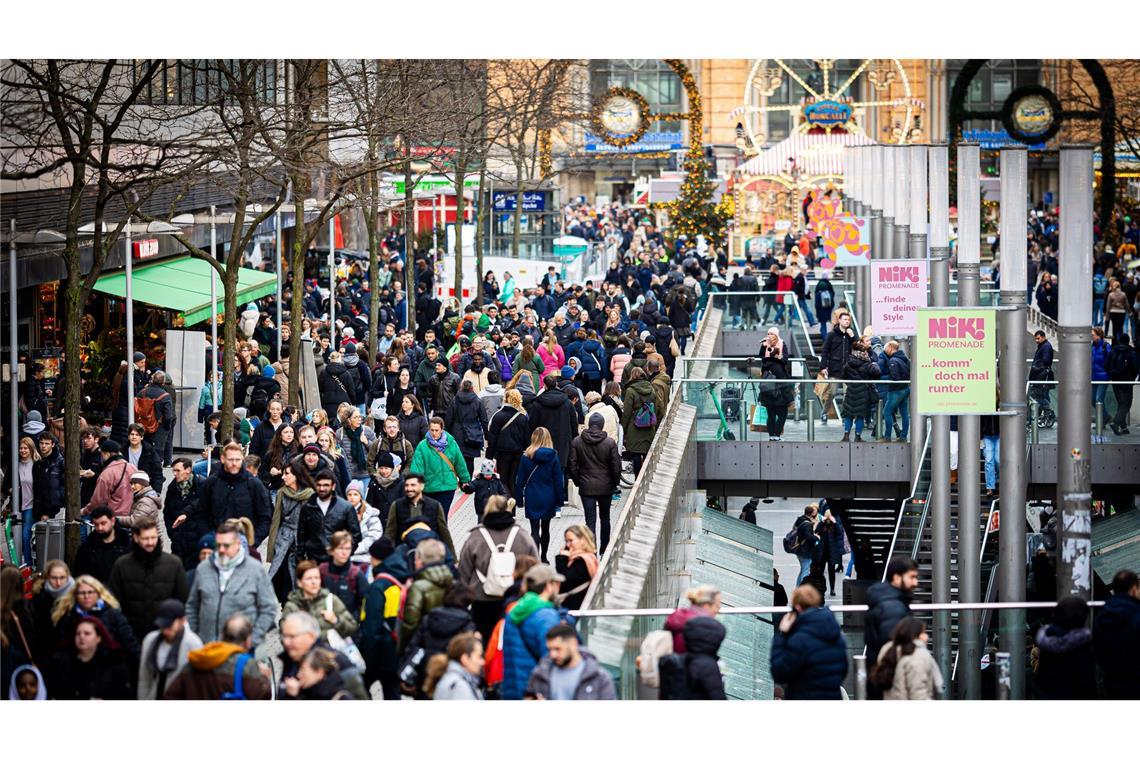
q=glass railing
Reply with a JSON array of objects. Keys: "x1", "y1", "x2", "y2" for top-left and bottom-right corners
[
  {"x1": 708, "y1": 291, "x2": 832, "y2": 333},
  {"x1": 1026, "y1": 380, "x2": 1139, "y2": 443},
  {"x1": 676, "y1": 377, "x2": 910, "y2": 443}
]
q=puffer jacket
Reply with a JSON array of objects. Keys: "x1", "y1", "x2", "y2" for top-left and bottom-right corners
[
  {"x1": 1034, "y1": 624, "x2": 1096, "y2": 699},
  {"x1": 444, "y1": 389, "x2": 489, "y2": 458},
  {"x1": 527, "y1": 648, "x2": 616, "y2": 700},
  {"x1": 457, "y1": 510, "x2": 540, "y2": 603},
  {"x1": 609, "y1": 348, "x2": 632, "y2": 385},
  {"x1": 486, "y1": 405, "x2": 530, "y2": 459},
  {"x1": 350, "y1": 504, "x2": 384, "y2": 564},
  {"x1": 567, "y1": 428, "x2": 622, "y2": 496},
  {"x1": 359, "y1": 551, "x2": 411, "y2": 675},
  {"x1": 841, "y1": 350, "x2": 881, "y2": 420},
  {"x1": 123, "y1": 488, "x2": 169, "y2": 545},
  {"x1": 107, "y1": 544, "x2": 189, "y2": 639},
  {"x1": 664, "y1": 605, "x2": 713, "y2": 654},
  {"x1": 318, "y1": 361, "x2": 355, "y2": 418},
  {"x1": 620, "y1": 378, "x2": 658, "y2": 454},
  {"x1": 1091, "y1": 338, "x2": 1110, "y2": 382},
  {"x1": 525, "y1": 390, "x2": 578, "y2": 467},
  {"x1": 770, "y1": 606, "x2": 848, "y2": 699},
  {"x1": 338, "y1": 423, "x2": 377, "y2": 480},
  {"x1": 397, "y1": 410, "x2": 430, "y2": 450},
  {"x1": 282, "y1": 587, "x2": 358, "y2": 640},
  {"x1": 877, "y1": 639, "x2": 943, "y2": 700},
  {"x1": 501, "y1": 591, "x2": 565, "y2": 700},
  {"x1": 408, "y1": 433, "x2": 471, "y2": 494},
  {"x1": 1092, "y1": 593, "x2": 1140, "y2": 698},
  {"x1": 679, "y1": 616, "x2": 727, "y2": 699},
  {"x1": 404, "y1": 605, "x2": 476, "y2": 691},
  {"x1": 516, "y1": 448, "x2": 565, "y2": 520},
  {"x1": 864, "y1": 582, "x2": 911, "y2": 657},
  {"x1": 576, "y1": 339, "x2": 607, "y2": 381},
  {"x1": 586, "y1": 401, "x2": 621, "y2": 444},
  {"x1": 31, "y1": 448, "x2": 65, "y2": 521},
  {"x1": 191, "y1": 468, "x2": 273, "y2": 546},
  {"x1": 398, "y1": 562, "x2": 455, "y2": 652}
]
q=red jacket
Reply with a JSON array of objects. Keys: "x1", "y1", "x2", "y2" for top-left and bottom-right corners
[
  {"x1": 83, "y1": 458, "x2": 137, "y2": 518},
  {"x1": 664, "y1": 606, "x2": 713, "y2": 654}
]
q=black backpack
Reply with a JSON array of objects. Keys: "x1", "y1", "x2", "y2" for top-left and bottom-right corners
[{"x1": 658, "y1": 654, "x2": 692, "y2": 700}]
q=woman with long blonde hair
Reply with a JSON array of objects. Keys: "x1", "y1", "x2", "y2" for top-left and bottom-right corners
[
  {"x1": 505, "y1": 368, "x2": 537, "y2": 405},
  {"x1": 487, "y1": 389, "x2": 530, "y2": 499},
  {"x1": 555, "y1": 524, "x2": 599, "y2": 610},
  {"x1": 516, "y1": 427, "x2": 564, "y2": 563},
  {"x1": 50, "y1": 574, "x2": 140, "y2": 665},
  {"x1": 537, "y1": 330, "x2": 565, "y2": 380}
]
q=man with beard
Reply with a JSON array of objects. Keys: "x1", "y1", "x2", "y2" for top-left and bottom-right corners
[
  {"x1": 73, "y1": 506, "x2": 133, "y2": 583},
  {"x1": 109, "y1": 520, "x2": 189, "y2": 639},
  {"x1": 173, "y1": 442, "x2": 273, "y2": 545},
  {"x1": 137, "y1": 599, "x2": 203, "y2": 699}
]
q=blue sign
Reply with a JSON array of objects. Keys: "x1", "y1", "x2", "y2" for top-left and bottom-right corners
[
  {"x1": 584, "y1": 130, "x2": 683, "y2": 154},
  {"x1": 493, "y1": 191, "x2": 546, "y2": 212},
  {"x1": 962, "y1": 128, "x2": 1046, "y2": 151},
  {"x1": 804, "y1": 100, "x2": 853, "y2": 128}
]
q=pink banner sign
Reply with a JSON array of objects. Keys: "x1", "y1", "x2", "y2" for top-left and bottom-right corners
[{"x1": 871, "y1": 259, "x2": 928, "y2": 336}]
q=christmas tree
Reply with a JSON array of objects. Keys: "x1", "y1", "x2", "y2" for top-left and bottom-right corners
[{"x1": 659, "y1": 154, "x2": 731, "y2": 249}]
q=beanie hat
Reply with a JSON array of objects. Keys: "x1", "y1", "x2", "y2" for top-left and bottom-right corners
[
  {"x1": 302, "y1": 443, "x2": 322, "y2": 455},
  {"x1": 197, "y1": 532, "x2": 216, "y2": 551},
  {"x1": 346, "y1": 480, "x2": 364, "y2": 497},
  {"x1": 584, "y1": 391, "x2": 602, "y2": 406},
  {"x1": 343, "y1": 342, "x2": 357, "y2": 355},
  {"x1": 588, "y1": 413, "x2": 605, "y2": 430},
  {"x1": 368, "y1": 537, "x2": 395, "y2": 561},
  {"x1": 133, "y1": 352, "x2": 146, "y2": 363},
  {"x1": 561, "y1": 364, "x2": 576, "y2": 379},
  {"x1": 262, "y1": 365, "x2": 276, "y2": 379},
  {"x1": 480, "y1": 459, "x2": 496, "y2": 476},
  {"x1": 130, "y1": 471, "x2": 150, "y2": 485},
  {"x1": 100, "y1": 439, "x2": 121, "y2": 454},
  {"x1": 375, "y1": 451, "x2": 395, "y2": 469}
]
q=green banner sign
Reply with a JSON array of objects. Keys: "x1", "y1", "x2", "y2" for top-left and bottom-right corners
[{"x1": 916, "y1": 308, "x2": 997, "y2": 415}]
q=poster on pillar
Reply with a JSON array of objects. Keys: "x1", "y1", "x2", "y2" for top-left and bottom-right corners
[
  {"x1": 871, "y1": 259, "x2": 928, "y2": 336},
  {"x1": 819, "y1": 215, "x2": 870, "y2": 268},
  {"x1": 916, "y1": 308, "x2": 998, "y2": 415}
]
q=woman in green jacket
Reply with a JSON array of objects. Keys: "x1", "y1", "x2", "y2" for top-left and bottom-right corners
[
  {"x1": 283, "y1": 560, "x2": 359, "y2": 640},
  {"x1": 620, "y1": 366, "x2": 658, "y2": 477},
  {"x1": 408, "y1": 416, "x2": 471, "y2": 513}
]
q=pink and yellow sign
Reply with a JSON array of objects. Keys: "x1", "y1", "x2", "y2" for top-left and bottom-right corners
[
  {"x1": 871, "y1": 259, "x2": 928, "y2": 335},
  {"x1": 820, "y1": 214, "x2": 870, "y2": 268}
]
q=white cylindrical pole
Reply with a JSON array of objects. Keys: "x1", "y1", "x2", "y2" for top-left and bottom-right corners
[
  {"x1": 957, "y1": 145, "x2": 981, "y2": 267},
  {"x1": 882, "y1": 146, "x2": 896, "y2": 222},
  {"x1": 871, "y1": 145, "x2": 884, "y2": 213},
  {"x1": 909, "y1": 145, "x2": 928, "y2": 237},
  {"x1": 928, "y1": 145, "x2": 949, "y2": 248},
  {"x1": 894, "y1": 146, "x2": 910, "y2": 237},
  {"x1": 126, "y1": 217, "x2": 135, "y2": 426},
  {"x1": 210, "y1": 206, "x2": 218, "y2": 413}
]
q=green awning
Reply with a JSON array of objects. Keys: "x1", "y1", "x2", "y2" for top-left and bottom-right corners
[{"x1": 93, "y1": 256, "x2": 277, "y2": 326}]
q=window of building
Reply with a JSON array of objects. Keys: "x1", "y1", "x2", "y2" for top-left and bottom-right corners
[{"x1": 134, "y1": 60, "x2": 277, "y2": 105}]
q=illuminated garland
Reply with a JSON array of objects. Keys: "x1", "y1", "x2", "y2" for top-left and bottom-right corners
[
  {"x1": 539, "y1": 129, "x2": 553, "y2": 177},
  {"x1": 591, "y1": 87, "x2": 651, "y2": 147}
]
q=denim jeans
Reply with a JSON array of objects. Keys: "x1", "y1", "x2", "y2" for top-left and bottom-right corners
[
  {"x1": 795, "y1": 555, "x2": 813, "y2": 585},
  {"x1": 796, "y1": 298, "x2": 816, "y2": 326},
  {"x1": 1093, "y1": 297, "x2": 1106, "y2": 327},
  {"x1": 819, "y1": 319, "x2": 829, "y2": 343},
  {"x1": 842, "y1": 416, "x2": 865, "y2": 435},
  {"x1": 1094, "y1": 383, "x2": 1107, "y2": 410},
  {"x1": 983, "y1": 435, "x2": 1000, "y2": 490},
  {"x1": 21, "y1": 509, "x2": 34, "y2": 566},
  {"x1": 884, "y1": 389, "x2": 911, "y2": 440}
]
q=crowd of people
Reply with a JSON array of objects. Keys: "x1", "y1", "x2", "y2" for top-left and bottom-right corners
[{"x1": 1, "y1": 198, "x2": 720, "y2": 700}]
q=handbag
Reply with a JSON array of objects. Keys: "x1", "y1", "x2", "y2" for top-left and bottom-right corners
[
  {"x1": 814, "y1": 371, "x2": 834, "y2": 404},
  {"x1": 326, "y1": 628, "x2": 368, "y2": 671},
  {"x1": 369, "y1": 397, "x2": 387, "y2": 420}
]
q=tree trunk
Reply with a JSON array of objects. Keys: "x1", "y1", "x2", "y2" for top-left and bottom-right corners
[
  {"x1": 403, "y1": 160, "x2": 417, "y2": 338},
  {"x1": 61, "y1": 244, "x2": 86, "y2": 563},
  {"x1": 219, "y1": 265, "x2": 239, "y2": 442},
  {"x1": 287, "y1": 175, "x2": 309, "y2": 410}
]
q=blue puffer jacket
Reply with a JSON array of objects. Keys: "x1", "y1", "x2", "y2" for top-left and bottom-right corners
[
  {"x1": 516, "y1": 447, "x2": 565, "y2": 520},
  {"x1": 501, "y1": 592, "x2": 565, "y2": 700},
  {"x1": 576, "y1": 339, "x2": 607, "y2": 381},
  {"x1": 1091, "y1": 338, "x2": 1110, "y2": 382},
  {"x1": 770, "y1": 606, "x2": 848, "y2": 699}
]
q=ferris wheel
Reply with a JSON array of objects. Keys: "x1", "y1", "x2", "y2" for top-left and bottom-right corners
[{"x1": 736, "y1": 59, "x2": 922, "y2": 149}]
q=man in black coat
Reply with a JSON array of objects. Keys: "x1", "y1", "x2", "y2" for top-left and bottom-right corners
[
  {"x1": 172, "y1": 442, "x2": 273, "y2": 545},
  {"x1": 428, "y1": 359, "x2": 460, "y2": 419},
  {"x1": 301, "y1": 470, "x2": 363, "y2": 563},
  {"x1": 73, "y1": 506, "x2": 133, "y2": 584},
  {"x1": 525, "y1": 375, "x2": 578, "y2": 473},
  {"x1": 32, "y1": 434, "x2": 66, "y2": 521},
  {"x1": 820, "y1": 311, "x2": 855, "y2": 379},
  {"x1": 165, "y1": 458, "x2": 210, "y2": 569},
  {"x1": 863, "y1": 557, "x2": 918, "y2": 699},
  {"x1": 108, "y1": 520, "x2": 189, "y2": 640},
  {"x1": 138, "y1": 371, "x2": 175, "y2": 461},
  {"x1": 1106, "y1": 334, "x2": 1139, "y2": 435},
  {"x1": 1092, "y1": 569, "x2": 1140, "y2": 699},
  {"x1": 567, "y1": 414, "x2": 622, "y2": 553}
]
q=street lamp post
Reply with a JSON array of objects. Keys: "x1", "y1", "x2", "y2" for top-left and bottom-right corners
[{"x1": 881, "y1": 145, "x2": 896, "y2": 265}]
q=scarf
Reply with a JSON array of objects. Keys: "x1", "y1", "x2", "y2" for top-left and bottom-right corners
[
  {"x1": 569, "y1": 550, "x2": 600, "y2": 579},
  {"x1": 45, "y1": 577, "x2": 75, "y2": 601},
  {"x1": 374, "y1": 471, "x2": 401, "y2": 489},
  {"x1": 76, "y1": 598, "x2": 107, "y2": 616},
  {"x1": 146, "y1": 627, "x2": 186, "y2": 678},
  {"x1": 213, "y1": 543, "x2": 246, "y2": 592},
  {"x1": 281, "y1": 486, "x2": 315, "y2": 503},
  {"x1": 427, "y1": 429, "x2": 449, "y2": 453},
  {"x1": 347, "y1": 426, "x2": 368, "y2": 471},
  {"x1": 176, "y1": 477, "x2": 195, "y2": 501}
]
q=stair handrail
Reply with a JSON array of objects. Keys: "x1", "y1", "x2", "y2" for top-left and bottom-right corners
[
  {"x1": 950, "y1": 495, "x2": 1000, "y2": 682},
  {"x1": 881, "y1": 427, "x2": 932, "y2": 581}
]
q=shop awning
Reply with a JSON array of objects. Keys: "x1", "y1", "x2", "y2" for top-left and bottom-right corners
[
  {"x1": 92, "y1": 256, "x2": 277, "y2": 326},
  {"x1": 738, "y1": 131, "x2": 877, "y2": 178}
]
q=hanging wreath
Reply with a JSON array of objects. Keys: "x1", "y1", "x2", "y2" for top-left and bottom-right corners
[{"x1": 591, "y1": 87, "x2": 651, "y2": 147}]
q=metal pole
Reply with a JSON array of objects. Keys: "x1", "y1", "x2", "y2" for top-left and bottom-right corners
[
  {"x1": 9, "y1": 222, "x2": 19, "y2": 530},
  {"x1": 210, "y1": 206, "x2": 218, "y2": 414},
  {"x1": 329, "y1": 214, "x2": 336, "y2": 351},
  {"x1": 853, "y1": 654, "x2": 867, "y2": 700},
  {"x1": 997, "y1": 147, "x2": 1028, "y2": 700},
  {"x1": 956, "y1": 143, "x2": 982, "y2": 700},
  {"x1": 807, "y1": 391, "x2": 816, "y2": 442},
  {"x1": 1057, "y1": 147, "x2": 1094, "y2": 600},
  {"x1": 126, "y1": 217, "x2": 134, "y2": 426},
  {"x1": 275, "y1": 209, "x2": 282, "y2": 361}
]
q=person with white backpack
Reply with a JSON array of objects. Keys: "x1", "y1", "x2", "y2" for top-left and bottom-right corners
[{"x1": 457, "y1": 495, "x2": 539, "y2": 642}]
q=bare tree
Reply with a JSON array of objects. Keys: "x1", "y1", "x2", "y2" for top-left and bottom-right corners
[{"x1": 2, "y1": 59, "x2": 204, "y2": 558}]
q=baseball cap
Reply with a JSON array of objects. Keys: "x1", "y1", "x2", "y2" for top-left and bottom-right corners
[
  {"x1": 130, "y1": 471, "x2": 150, "y2": 485},
  {"x1": 525, "y1": 565, "x2": 565, "y2": 586},
  {"x1": 154, "y1": 599, "x2": 186, "y2": 629}
]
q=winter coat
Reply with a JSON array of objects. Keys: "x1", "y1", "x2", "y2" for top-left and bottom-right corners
[
  {"x1": 185, "y1": 550, "x2": 278, "y2": 647},
  {"x1": 48, "y1": 648, "x2": 133, "y2": 701},
  {"x1": 527, "y1": 648, "x2": 617, "y2": 700},
  {"x1": 878, "y1": 639, "x2": 943, "y2": 700},
  {"x1": 53, "y1": 601, "x2": 141, "y2": 671},
  {"x1": 815, "y1": 517, "x2": 846, "y2": 565},
  {"x1": 350, "y1": 504, "x2": 384, "y2": 564},
  {"x1": 189, "y1": 468, "x2": 273, "y2": 546},
  {"x1": 1091, "y1": 338, "x2": 1110, "y2": 382},
  {"x1": 108, "y1": 545, "x2": 189, "y2": 639},
  {"x1": 433, "y1": 659, "x2": 484, "y2": 700},
  {"x1": 487, "y1": 405, "x2": 530, "y2": 459},
  {"x1": 610, "y1": 349, "x2": 632, "y2": 385},
  {"x1": 397, "y1": 410, "x2": 430, "y2": 450},
  {"x1": 1107, "y1": 343, "x2": 1140, "y2": 381},
  {"x1": 338, "y1": 424, "x2": 377, "y2": 480},
  {"x1": 619, "y1": 378, "x2": 658, "y2": 454},
  {"x1": 372, "y1": 433, "x2": 415, "y2": 473},
  {"x1": 586, "y1": 400, "x2": 621, "y2": 444},
  {"x1": 501, "y1": 592, "x2": 565, "y2": 700},
  {"x1": 85, "y1": 457, "x2": 138, "y2": 519},
  {"x1": 413, "y1": 356, "x2": 439, "y2": 401},
  {"x1": 670, "y1": 616, "x2": 728, "y2": 700},
  {"x1": 793, "y1": 515, "x2": 820, "y2": 559},
  {"x1": 299, "y1": 495, "x2": 363, "y2": 563},
  {"x1": 457, "y1": 510, "x2": 540, "y2": 603},
  {"x1": 163, "y1": 641, "x2": 271, "y2": 700},
  {"x1": 125, "y1": 441, "x2": 165, "y2": 494},
  {"x1": 649, "y1": 371, "x2": 672, "y2": 420},
  {"x1": 428, "y1": 370, "x2": 461, "y2": 417},
  {"x1": 460, "y1": 474, "x2": 509, "y2": 518},
  {"x1": 123, "y1": 488, "x2": 168, "y2": 544},
  {"x1": 283, "y1": 587, "x2": 359, "y2": 640},
  {"x1": 138, "y1": 626, "x2": 203, "y2": 700},
  {"x1": 1034, "y1": 624, "x2": 1096, "y2": 699},
  {"x1": 821, "y1": 327, "x2": 855, "y2": 379},
  {"x1": 461, "y1": 366, "x2": 494, "y2": 395},
  {"x1": 887, "y1": 350, "x2": 911, "y2": 382},
  {"x1": 405, "y1": 605, "x2": 476, "y2": 692},
  {"x1": 576, "y1": 339, "x2": 607, "y2": 381},
  {"x1": 537, "y1": 343, "x2": 566, "y2": 379},
  {"x1": 525, "y1": 391, "x2": 578, "y2": 467},
  {"x1": 399, "y1": 562, "x2": 455, "y2": 652},
  {"x1": 366, "y1": 474, "x2": 404, "y2": 527},
  {"x1": 266, "y1": 486, "x2": 314, "y2": 585},
  {"x1": 165, "y1": 475, "x2": 210, "y2": 568},
  {"x1": 408, "y1": 433, "x2": 470, "y2": 494},
  {"x1": 864, "y1": 582, "x2": 911, "y2": 658},
  {"x1": 664, "y1": 606, "x2": 712, "y2": 654},
  {"x1": 318, "y1": 362, "x2": 355, "y2": 418},
  {"x1": 841, "y1": 351, "x2": 881, "y2": 420},
  {"x1": 479, "y1": 384, "x2": 504, "y2": 420},
  {"x1": 31, "y1": 449, "x2": 65, "y2": 521},
  {"x1": 383, "y1": 496, "x2": 456, "y2": 557},
  {"x1": 73, "y1": 527, "x2": 133, "y2": 584},
  {"x1": 444, "y1": 389, "x2": 489, "y2": 458},
  {"x1": 770, "y1": 606, "x2": 848, "y2": 699},
  {"x1": 1092, "y1": 593, "x2": 1140, "y2": 698},
  {"x1": 516, "y1": 447, "x2": 565, "y2": 520},
  {"x1": 567, "y1": 428, "x2": 622, "y2": 496}
]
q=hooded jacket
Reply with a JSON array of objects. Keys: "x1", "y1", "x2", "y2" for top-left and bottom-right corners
[
  {"x1": 864, "y1": 582, "x2": 911, "y2": 659},
  {"x1": 567, "y1": 427, "x2": 622, "y2": 496},
  {"x1": 185, "y1": 549, "x2": 278, "y2": 647},
  {"x1": 516, "y1": 447, "x2": 565, "y2": 520},
  {"x1": 576, "y1": 339, "x2": 608, "y2": 381},
  {"x1": 619, "y1": 378, "x2": 658, "y2": 454},
  {"x1": 1034, "y1": 623, "x2": 1096, "y2": 699},
  {"x1": 124, "y1": 487, "x2": 169, "y2": 544},
  {"x1": 678, "y1": 616, "x2": 727, "y2": 700},
  {"x1": 359, "y1": 551, "x2": 412, "y2": 674},
  {"x1": 770, "y1": 606, "x2": 848, "y2": 699},
  {"x1": 527, "y1": 647, "x2": 617, "y2": 700},
  {"x1": 163, "y1": 641, "x2": 271, "y2": 700},
  {"x1": 108, "y1": 543, "x2": 189, "y2": 639},
  {"x1": 501, "y1": 591, "x2": 565, "y2": 700},
  {"x1": 457, "y1": 510, "x2": 540, "y2": 603},
  {"x1": 318, "y1": 361, "x2": 356, "y2": 417},
  {"x1": 398, "y1": 562, "x2": 455, "y2": 652},
  {"x1": 525, "y1": 390, "x2": 578, "y2": 467},
  {"x1": 444, "y1": 389, "x2": 489, "y2": 458}
]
